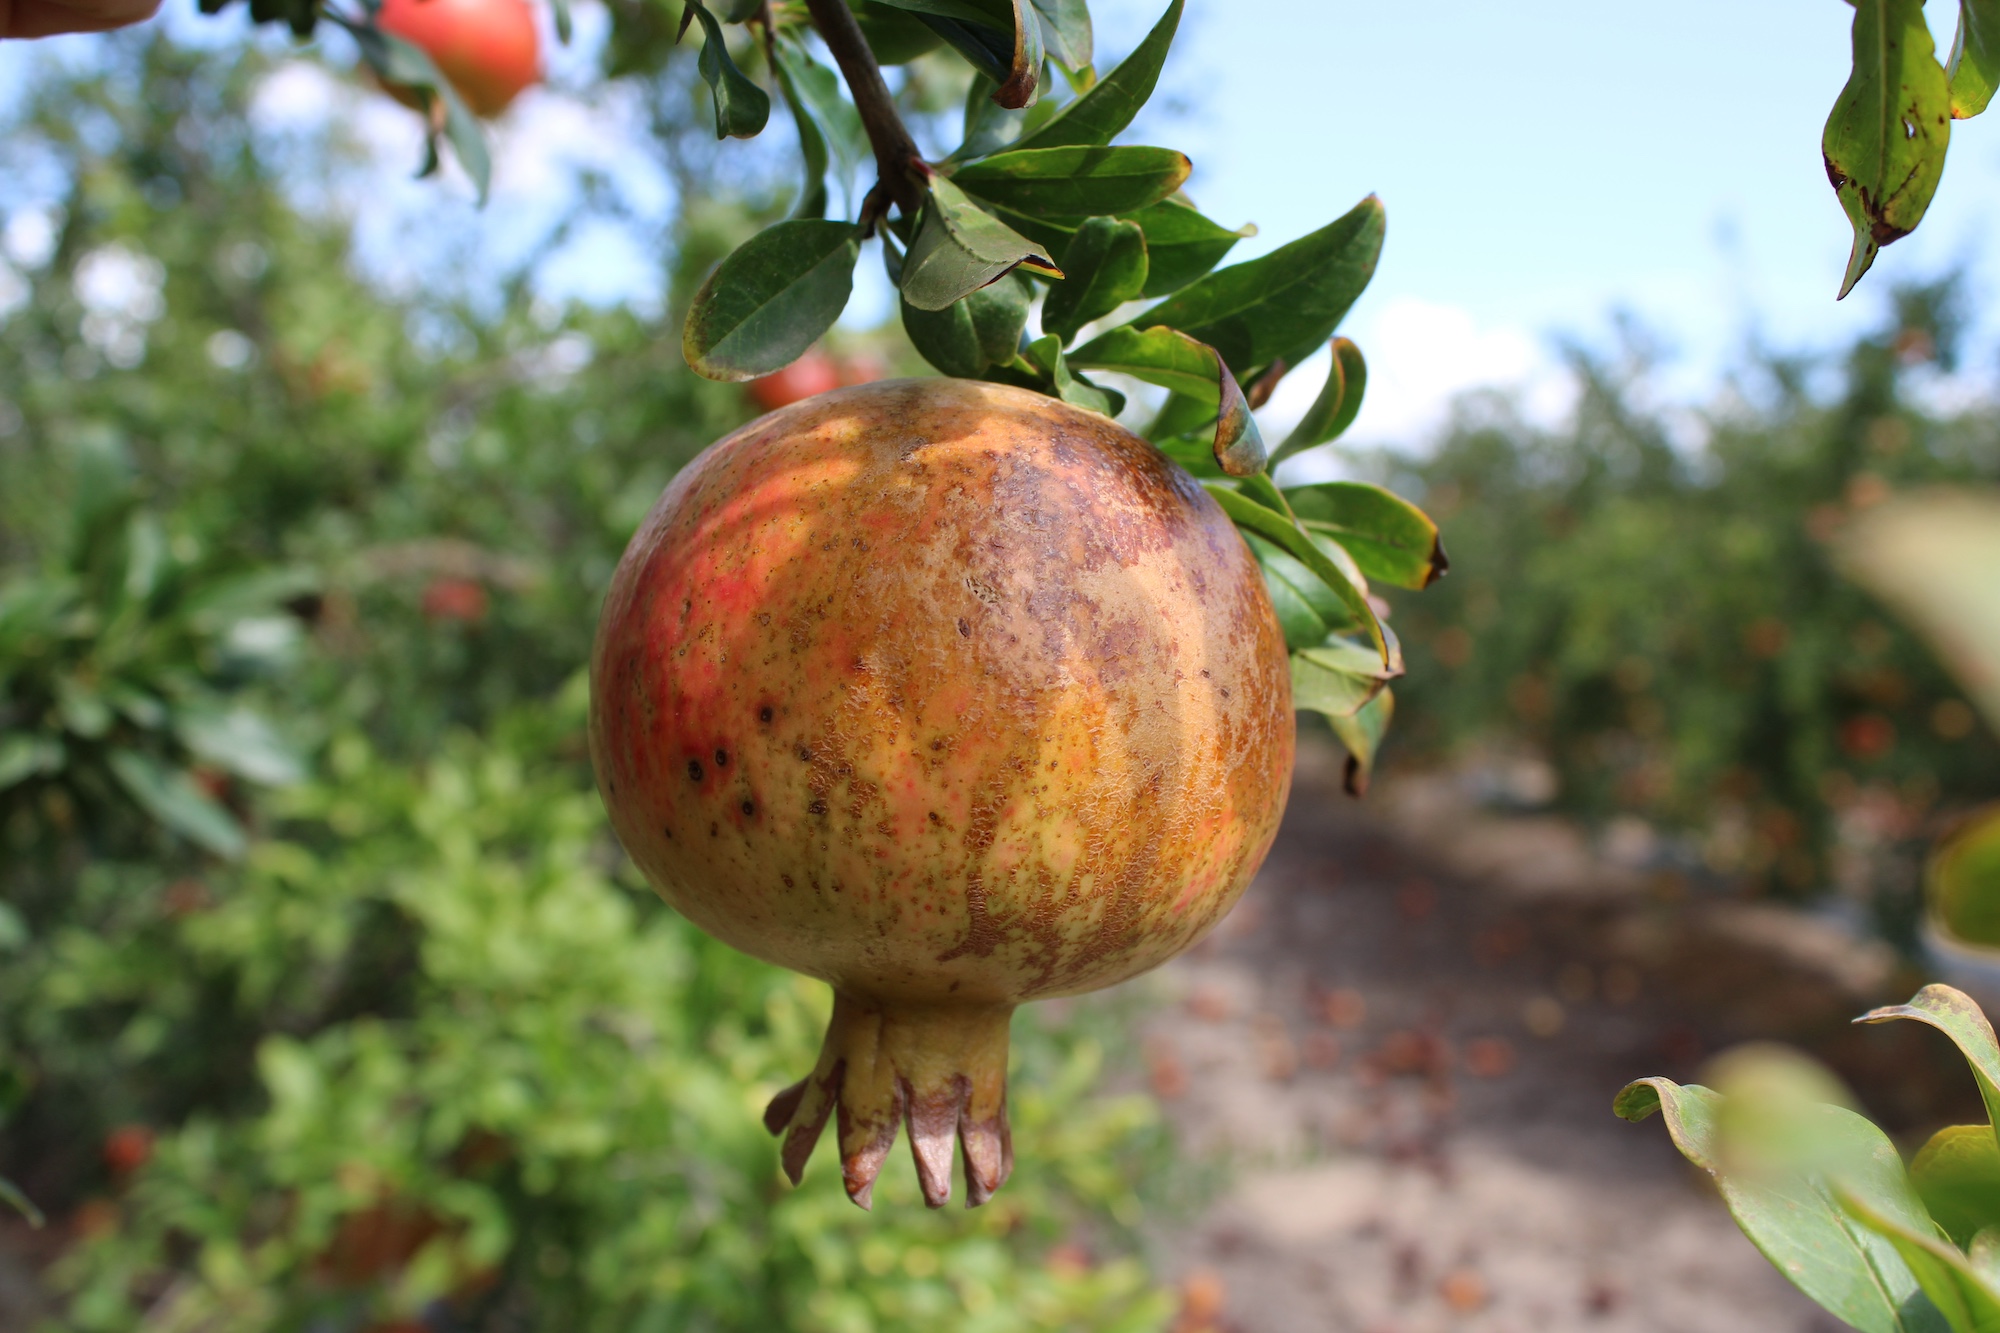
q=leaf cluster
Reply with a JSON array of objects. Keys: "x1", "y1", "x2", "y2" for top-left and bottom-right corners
[
  {"x1": 673, "y1": 0, "x2": 1442, "y2": 779},
  {"x1": 1620, "y1": 984, "x2": 2000, "y2": 1333}
]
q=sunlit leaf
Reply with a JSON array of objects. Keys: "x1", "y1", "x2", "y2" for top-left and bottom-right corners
[
  {"x1": 1946, "y1": 0, "x2": 2000, "y2": 115},
  {"x1": 0, "y1": 735, "x2": 63, "y2": 791},
  {"x1": 773, "y1": 39, "x2": 866, "y2": 219},
  {"x1": 1838, "y1": 1185, "x2": 2000, "y2": 1333},
  {"x1": 1913, "y1": 1125, "x2": 2000, "y2": 1249},
  {"x1": 1030, "y1": 0, "x2": 1090, "y2": 71},
  {"x1": 950, "y1": 146, "x2": 1190, "y2": 220},
  {"x1": 1616, "y1": 1078, "x2": 1948, "y2": 1333},
  {"x1": 1015, "y1": 0, "x2": 1181, "y2": 150},
  {"x1": 1125, "y1": 198, "x2": 1253, "y2": 297},
  {"x1": 1020, "y1": 334, "x2": 1121, "y2": 417},
  {"x1": 900, "y1": 175, "x2": 1060, "y2": 311},
  {"x1": 1285, "y1": 481, "x2": 1448, "y2": 590},
  {"x1": 1068, "y1": 325, "x2": 1262, "y2": 475},
  {"x1": 684, "y1": 221, "x2": 861, "y2": 380},
  {"x1": 174, "y1": 704, "x2": 305, "y2": 786},
  {"x1": 1206, "y1": 484, "x2": 1386, "y2": 664},
  {"x1": 1135, "y1": 195, "x2": 1383, "y2": 378},
  {"x1": 1858, "y1": 986, "x2": 2000, "y2": 1143},
  {"x1": 1322, "y1": 684, "x2": 1393, "y2": 796},
  {"x1": 338, "y1": 18, "x2": 492, "y2": 201},
  {"x1": 1272, "y1": 337, "x2": 1366, "y2": 465},
  {"x1": 1824, "y1": 0, "x2": 1951, "y2": 298}
]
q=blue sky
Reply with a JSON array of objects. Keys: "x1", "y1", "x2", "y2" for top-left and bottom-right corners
[{"x1": 7, "y1": 0, "x2": 2000, "y2": 444}]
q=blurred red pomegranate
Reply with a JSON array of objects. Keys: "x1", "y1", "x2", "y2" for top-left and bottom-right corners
[
  {"x1": 102, "y1": 1124, "x2": 154, "y2": 1176},
  {"x1": 746, "y1": 349, "x2": 842, "y2": 412},
  {"x1": 422, "y1": 577, "x2": 489, "y2": 624},
  {"x1": 376, "y1": 0, "x2": 540, "y2": 119}
]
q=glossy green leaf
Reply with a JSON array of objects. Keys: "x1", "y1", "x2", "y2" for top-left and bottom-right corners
[
  {"x1": 1126, "y1": 198, "x2": 1253, "y2": 298},
  {"x1": 865, "y1": 0, "x2": 1007, "y2": 25},
  {"x1": 174, "y1": 705, "x2": 304, "y2": 786},
  {"x1": 683, "y1": 221, "x2": 861, "y2": 381},
  {"x1": 1031, "y1": 0, "x2": 1090, "y2": 70},
  {"x1": 1914, "y1": 1125, "x2": 2000, "y2": 1249},
  {"x1": 1020, "y1": 335, "x2": 1121, "y2": 417},
  {"x1": 902, "y1": 0, "x2": 1043, "y2": 106},
  {"x1": 1015, "y1": 0, "x2": 1181, "y2": 150},
  {"x1": 1617, "y1": 1078, "x2": 1949, "y2": 1333},
  {"x1": 1207, "y1": 484, "x2": 1386, "y2": 664},
  {"x1": 1136, "y1": 195, "x2": 1384, "y2": 378},
  {"x1": 1824, "y1": 0, "x2": 1951, "y2": 298},
  {"x1": 1947, "y1": 1, "x2": 2000, "y2": 116},
  {"x1": 1068, "y1": 325, "x2": 1263, "y2": 475},
  {"x1": 338, "y1": 18, "x2": 491, "y2": 202},
  {"x1": 108, "y1": 748, "x2": 246, "y2": 859},
  {"x1": 1285, "y1": 481, "x2": 1448, "y2": 591},
  {"x1": 1040, "y1": 217, "x2": 1147, "y2": 345},
  {"x1": 1838, "y1": 1186, "x2": 2000, "y2": 1333},
  {"x1": 1272, "y1": 337, "x2": 1367, "y2": 465},
  {"x1": 901, "y1": 175, "x2": 1060, "y2": 311},
  {"x1": 1293, "y1": 636, "x2": 1395, "y2": 715},
  {"x1": 951, "y1": 146, "x2": 1190, "y2": 220},
  {"x1": 1859, "y1": 986, "x2": 2000, "y2": 1143},
  {"x1": 689, "y1": 0, "x2": 772, "y2": 140},
  {"x1": 1323, "y1": 684, "x2": 1393, "y2": 797},
  {"x1": 1245, "y1": 530, "x2": 1349, "y2": 648}
]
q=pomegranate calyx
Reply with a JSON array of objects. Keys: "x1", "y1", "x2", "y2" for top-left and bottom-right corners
[{"x1": 764, "y1": 993, "x2": 1013, "y2": 1210}]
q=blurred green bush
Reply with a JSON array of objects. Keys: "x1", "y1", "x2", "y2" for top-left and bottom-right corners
[
  {"x1": 1373, "y1": 292, "x2": 2000, "y2": 918},
  {"x1": 0, "y1": 36, "x2": 1173, "y2": 1331}
]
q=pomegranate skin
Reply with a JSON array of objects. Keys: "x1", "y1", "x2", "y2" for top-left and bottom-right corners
[{"x1": 589, "y1": 378, "x2": 1293, "y2": 1205}]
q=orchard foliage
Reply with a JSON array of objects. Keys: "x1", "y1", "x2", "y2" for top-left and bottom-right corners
[{"x1": 0, "y1": 39, "x2": 1177, "y2": 1328}]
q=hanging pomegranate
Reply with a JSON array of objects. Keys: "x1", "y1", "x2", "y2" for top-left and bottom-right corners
[{"x1": 590, "y1": 379, "x2": 1293, "y2": 1208}]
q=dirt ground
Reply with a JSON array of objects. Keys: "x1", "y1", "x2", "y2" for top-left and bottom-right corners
[{"x1": 1141, "y1": 737, "x2": 1962, "y2": 1333}]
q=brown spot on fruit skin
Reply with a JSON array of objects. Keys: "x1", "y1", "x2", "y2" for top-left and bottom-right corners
[{"x1": 591, "y1": 379, "x2": 1291, "y2": 1005}]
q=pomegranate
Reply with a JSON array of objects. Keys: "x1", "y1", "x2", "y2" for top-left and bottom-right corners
[
  {"x1": 375, "y1": 0, "x2": 540, "y2": 119},
  {"x1": 747, "y1": 348, "x2": 842, "y2": 413},
  {"x1": 590, "y1": 379, "x2": 1292, "y2": 1207}
]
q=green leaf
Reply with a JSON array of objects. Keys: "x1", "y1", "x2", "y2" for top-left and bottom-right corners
[
  {"x1": 0, "y1": 735, "x2": 63, "y2": 791},
  {"x1": 1135, "y1": 194, "x2": 1384, "y2": 379},
  {"x1": 1030, "y1": 0, "x2": 1090, "y2": 70},
  {"x1": 951, "y1": 146, "x2": 1190, "y2": 220},
  {"x1": 903, "y1": 0, "x2": 1043, "y2": 107},
  {"x1": 1126, "y1": 198, "x2": 1254, "y2": 298},
  {"x1": 1914, "y1": 1125, "x2": 2000, "y2": 1249},
  {"x1": 852, "y1": 0, "x2": 946, "y2": 63},
  {"x1": 1020, "y1": 335, "x2": 1121, "y2": 417},
  {"x1": 689, "y1": 0, "x2": 772, "y2": 140},
  {"x1": 1858, "y1": 986, "x2": 2000, "y2": 1144},
  {"x1": 174, "y1": 705, "x2": 305, "y2": 786},
  {"x1": 902, "y1": 270, "x2": 1033, "y2": 377},
  {"x1": 1015, "y1": 0, "x2": 1181, "y2": 150},
  {"x1": 1285, "y1": 481, "x2": 1448, "y2": 591},
  {"x1": 865, "y1": 0, "x2": 1005, "y2": 26},
  {"x1": 1824, "y1": 0, "x2": 1951, "y2": 298},
  {"x1": 1838, "y1": 1185, "x2": 2000, "y2": 1333},
  {"x1": 683, "y1": 220, "x2": 861, "y2": 381},
  {"x1": 1616, "y1": 1078, "x2": 1949, "y2": 1333},
  {"x1": 959, "y1": 73, "x2": 1028, "y2": 158},
  {"x1": 339, "y1": 19, "x2": 493, "y2": 202},
  {"x1": 107, "y1": 749, "x2": 246, "y2": 859},
  {"x1": 772, "y1": 39, "x2": 866, "y2": 218},
  {"x1": 1272, "y1": 337, "x2": 1366, "y2": 465},
  {"x1": 1067, "y1": 326, "x2": 1263, "y2": 475},
  {"x1": 1206, "y1": 484, "x2": 1386, "y2": 665},
  {"x1": 55, "y1": 675, "x2": 112, "y2": 739},
  {"x1": 901, "y1": 175, "x2": 1060, "y2": 312},
  {"x1": 1947, "y1": 1, "x2": 2000, "y2": 115},
  {"x1": 1322, "y1": 684, "x2": 1393, "y2": 797},
  {"x1": 1042, "y1": 217, "x2": 1147, "y2": 343},
  {"x1": 1292, "y1": 637, "x2": 1394, "y2": 718},
  {"x1": 552, "y1": 0, "x2": 572, "y2": 42}
]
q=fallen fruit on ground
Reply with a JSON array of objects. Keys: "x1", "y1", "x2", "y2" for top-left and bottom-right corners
[
  {"x1": 375, "y1": 0, "x2": 540, "y2": 118},
  {"x1": 590, "y1": 378, "x2": 1294, "y2": 1207}
]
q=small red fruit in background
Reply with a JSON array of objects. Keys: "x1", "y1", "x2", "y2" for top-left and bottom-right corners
[
  {"x1": 422, "y1": 576, "x2": 489, "y2": 624},
  {"x1": 376, "y1": 0, "x2": 541, "y2": 119},
  {"x1": 1839, "y1": 713, "x2": 1896, "y2": 761},
  {"x1": 745, "y1": 348, "x2": 842, "y2": 412},
  {"x1": 103, "y1": 1124, "x2": 154, "y2": 1176}
]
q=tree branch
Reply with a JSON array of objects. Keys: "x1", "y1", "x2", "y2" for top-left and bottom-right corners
[{"x1": 802, "y1": 0, "x2": 925, "y2": 215}]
